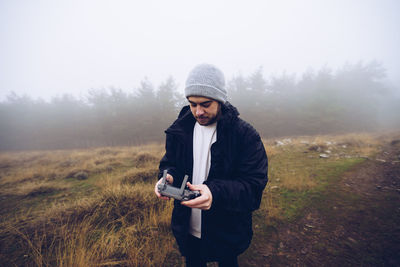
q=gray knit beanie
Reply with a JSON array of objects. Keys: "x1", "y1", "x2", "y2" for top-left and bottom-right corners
[{"x1": 185, "y1": 63, "x2": 227, "y2": 103}]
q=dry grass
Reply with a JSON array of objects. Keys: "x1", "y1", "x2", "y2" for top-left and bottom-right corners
[
  {"x1": 0, "y1": 144, "x2": 176, "y2": 266},
  {"x1": 16, "y1": 181, "x2": 69, "y2": 197},
  {"x1": 0, "y1": 132, "x2": 396, "y2": 266},
  {"x1": 259, "y1": 132, "x2": 390, "y2": 224}
]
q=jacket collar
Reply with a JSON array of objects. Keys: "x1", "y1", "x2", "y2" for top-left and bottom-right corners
[{"x1": 165, "y1": 101, "x2": 239, "y2": 137}]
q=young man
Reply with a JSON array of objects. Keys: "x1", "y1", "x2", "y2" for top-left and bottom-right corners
[{"x1": 155, "y1": 64, "x2": 268, "y2": 267}]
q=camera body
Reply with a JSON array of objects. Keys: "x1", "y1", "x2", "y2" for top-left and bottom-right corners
[{"x1": 157, "y1": 170, "x2": 201, "y2": 201}]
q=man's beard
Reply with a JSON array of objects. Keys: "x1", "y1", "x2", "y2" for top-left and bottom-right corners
[
  {"x1": 196, "y1": 106, "x2": 221, "y2": 126},
  {"x1": 196, "y1": 115, "x2": 216, "y2": 126}
]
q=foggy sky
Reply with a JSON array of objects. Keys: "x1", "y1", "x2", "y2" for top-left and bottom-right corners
[{"x1": 0, "y1": 0, "x2": 399, "y2": 101}]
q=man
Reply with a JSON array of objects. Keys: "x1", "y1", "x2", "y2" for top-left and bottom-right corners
[{"x1": 154, "y1": 64, "x2": 268, "y2": 267}]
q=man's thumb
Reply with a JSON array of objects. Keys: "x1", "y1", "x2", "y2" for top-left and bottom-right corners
[{"x1": 186, "y1": 182, "x2": 196, "y2": 190}]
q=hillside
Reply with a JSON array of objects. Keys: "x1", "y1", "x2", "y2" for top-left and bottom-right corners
[{"x1": 0, "y1": 132, "x2": 399, "y2": 266}]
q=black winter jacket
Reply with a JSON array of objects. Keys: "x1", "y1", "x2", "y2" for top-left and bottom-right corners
[{"x1": 158, "y1": 102, "x2": 268, "y2": 258}]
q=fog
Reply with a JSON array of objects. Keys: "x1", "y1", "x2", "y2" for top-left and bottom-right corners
[
  {"x1": 0, "y1": 0, "x2": 399, "y2": 100},
  {"x1": 0, "y1": 61, "x2": 399, "y2": 150},
  {"x1": 0, "y1": 0, "x2": 399, "y2": 150}
]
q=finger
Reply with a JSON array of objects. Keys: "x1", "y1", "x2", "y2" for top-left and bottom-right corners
[
  {"x1": 155, "y1": 179, "x2": 170, "y2": 200},
  {"x1": 166, "y1": 174, "x2": 174, "y2": 184},
  {"x1": 181, "y1": 194, "x2": 207, "y2": 207},
  {"x1": 186, "y1": 182, "x2": 201, "y2": 191},
  {"x1": 157, "y1": 191, "x2": 170, "y2": 200},
  {"x1": 154, "y1": 181, "x2": 160, "y2": 196},
  {"x1": 181, "y1": 198, "x2": 200, "y2": 207},
  {"x1": 155, "y1": 188, "x2": 164, "y2": 198},
  {"x1": 182, "y1": 201, "x2": 207, "y2": 209}
]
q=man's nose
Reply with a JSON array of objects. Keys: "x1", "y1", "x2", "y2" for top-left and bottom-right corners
[{"x1": 196, "y1": 106, "x2": 204, "y2": 116}]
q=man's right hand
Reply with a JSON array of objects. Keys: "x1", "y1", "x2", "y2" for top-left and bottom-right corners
[{"x1": 154, "y1": 173, "x2": 174, "y2": 200}]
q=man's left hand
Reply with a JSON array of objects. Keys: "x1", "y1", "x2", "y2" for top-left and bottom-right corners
[{"x1": 181, "y1": 182, "x2": 213, "y2": 210}]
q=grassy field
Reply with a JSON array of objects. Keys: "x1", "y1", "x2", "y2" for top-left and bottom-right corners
[{"x1": 0, "y1": 132, "x2": 392, "y2": 266}]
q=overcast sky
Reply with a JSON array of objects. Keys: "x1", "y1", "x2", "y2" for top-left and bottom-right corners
[{"x1": 0, "y1": 0, "x2": 399, "y2": 101}]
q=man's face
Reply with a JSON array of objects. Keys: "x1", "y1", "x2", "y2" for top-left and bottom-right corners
[{"x1": 188, "y1": 96, "x2": 221, "y2": 126}]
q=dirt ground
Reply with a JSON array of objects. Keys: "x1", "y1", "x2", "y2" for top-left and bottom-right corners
[{"x1": 253, "y1": 140, "x2": 400, "y2": 266}]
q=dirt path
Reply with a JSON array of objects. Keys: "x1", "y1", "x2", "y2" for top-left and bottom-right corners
[{"x1": 255, "y1": 141, "x2": 400, "y2": 266}]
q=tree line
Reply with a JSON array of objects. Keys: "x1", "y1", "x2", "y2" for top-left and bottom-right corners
[{"x1": 1, "y1": 61, "x2": 399, "y2": 150}]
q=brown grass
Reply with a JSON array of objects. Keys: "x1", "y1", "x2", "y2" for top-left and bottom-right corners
[
  {"x1": 0, "y1": 132, "x2": 395, "y2": 266},
  {"x1": 258, "y1": 132, "x2": 390, "y2": 225}
]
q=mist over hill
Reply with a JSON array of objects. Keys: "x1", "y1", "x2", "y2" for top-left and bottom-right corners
[{"x1": 1, "y1": 61, "x2": 399, "y2": 151}]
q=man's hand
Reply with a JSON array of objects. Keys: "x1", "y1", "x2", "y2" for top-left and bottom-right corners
[
  {"x1": 154, "y1": 173, "x2": 174, "y2": 200},
  {"x1": 181, "y1": 182, "x2": 213, "y2": 210}
]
